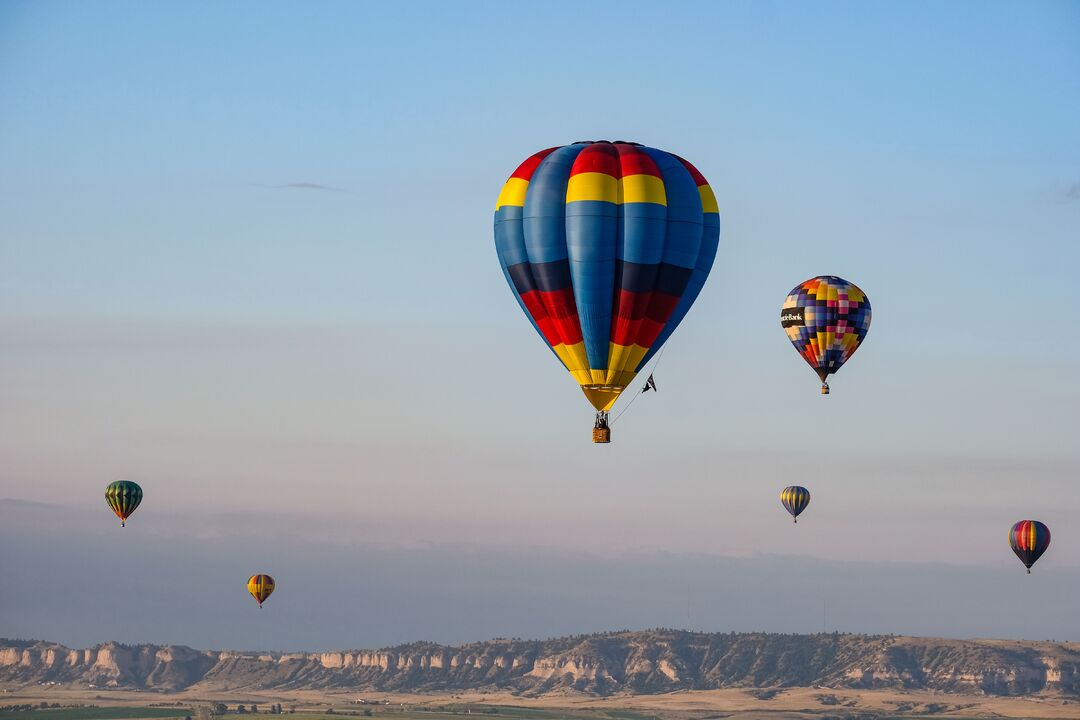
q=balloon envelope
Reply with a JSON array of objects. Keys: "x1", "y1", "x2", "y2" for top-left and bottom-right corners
[
  {"x1": 780, "y1": 485, "x2": 810, "y2": 522},
  {"x1": 781, "y1": 276, "x2": 871, "y2": 390},
  {"x1": 1009, "y1": 520, "x2": 1050, "y2": 572},
  {"x1": 104, "y1": 480, "x2": 142, "y2": 527},
  {"x1": 495, "y1": 141, "x2": 720, "y2": 412},
  {"x1": 247, "y1": 574, "x2": 275, "y2": 607}
]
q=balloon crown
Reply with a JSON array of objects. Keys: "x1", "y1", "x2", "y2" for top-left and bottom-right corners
[{"x1": 572, "y1": 140, "x2": 643, "y2": 146}]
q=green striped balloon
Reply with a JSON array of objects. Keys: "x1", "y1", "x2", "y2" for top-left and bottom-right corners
[{"x1": 105, "y1": 480, "x2": 143, "y2": 527}]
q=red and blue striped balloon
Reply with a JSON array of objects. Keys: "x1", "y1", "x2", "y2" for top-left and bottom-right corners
[{"x1": 1009, "y1": 520, "x2": 1050, "y2": 573}]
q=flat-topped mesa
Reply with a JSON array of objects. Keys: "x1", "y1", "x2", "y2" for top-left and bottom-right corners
[
  {"x1": 316, "y1": 653, "x2": 349, "y2": 669},
  {"x1": 1, "y1": 632, "x2": 1079, "y2": 697}
]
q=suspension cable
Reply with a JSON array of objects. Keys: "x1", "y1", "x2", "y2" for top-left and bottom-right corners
[{"x1": 610, "y1": 345, "x2": 667, "y2": 425}]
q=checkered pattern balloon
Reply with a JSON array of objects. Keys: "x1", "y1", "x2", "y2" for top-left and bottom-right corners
[{"x1": 781, "y1": 276, "x2": 871, "y2": 391}]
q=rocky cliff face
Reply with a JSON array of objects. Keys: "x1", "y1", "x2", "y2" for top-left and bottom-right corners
[{"x1": 2, "y1": 631, "x2": 1079, "y2": 697}]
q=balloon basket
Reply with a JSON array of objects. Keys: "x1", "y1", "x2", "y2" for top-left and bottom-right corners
[
  {"x1": 820, "y1": 382, "x2": 830, "y2": 395},
  {"x1": 592, "y1": 427, "x2": 611, "y2": 444}
]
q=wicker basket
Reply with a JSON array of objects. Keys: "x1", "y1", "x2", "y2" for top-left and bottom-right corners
[{"x1": 592, "y1": 427, "x2": 611, "y2": 443}]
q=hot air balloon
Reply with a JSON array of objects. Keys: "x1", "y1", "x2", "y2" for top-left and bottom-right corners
[
  {"x1": 247, "y1": 574, "x2": 275, "y2": 607},
  {"x1": 104, "y1": 480, "x2": 142, "y2": 527},
  {"x1": 780, "y1": 276, "x2": 871, "y2": 394},
  {"x1": 494, "y1": 141, "x2": 720, "y2": 442},
  {"x1": 780, "y1": 485, "x2": 810, "y2": 523},
  {"x1": 1009, "y1": 520, "x2": 1050, "y2": 574}
]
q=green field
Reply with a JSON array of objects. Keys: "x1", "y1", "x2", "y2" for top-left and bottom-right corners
[
  {"x1": 598, "y1": 711, "x2": 658, "y2": 720},
  {"x1": 0, "y1": 708, "x2": 190, "y2": 720}
]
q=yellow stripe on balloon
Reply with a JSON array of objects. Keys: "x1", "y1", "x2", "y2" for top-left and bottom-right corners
[
  {"x1": 552, "y1": 342, "x2": 590, "y2": 374},
  {"x1": 568, "y1": 370, "x2": 591, "y2": 384},
  {"x1": 495, "y1": 178, "x2": 529, "y2": 209},
  {"x1": 566, "y1": 173, "x2": 669, "y2": 206},
  {"x1": 619, "y1": 175, "x2": 667, "y2": 205},
  {"x1": 566, "y1": 172, "x2": 618, "y2": 204},
  {"x1": 605, "y1": 342, "x2": 649, "y2": 382},
  {"x1": 586, "y1": 368, "x2": 608, "y2": 384},
  {"x1": 699, "y1": 184, "x2": 719, "y2": 214}
]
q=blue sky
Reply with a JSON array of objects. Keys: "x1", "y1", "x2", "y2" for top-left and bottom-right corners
[{"x1": 1, "y1": 1, "x2": 1079, "y2": 647}]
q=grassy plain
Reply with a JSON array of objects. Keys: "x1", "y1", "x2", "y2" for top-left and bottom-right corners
[
  {"x1": 1, "y1": 685, "x2": 1076, "y2": 720},
  {"x1": 0, "y1": 709, "x2": 190, "y2": 720}
]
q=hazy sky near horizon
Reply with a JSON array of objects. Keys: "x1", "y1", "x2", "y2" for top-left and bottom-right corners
[
  {"x1": 1, "y1": 1, "x2": 1079, "y2": 646},
  {"x1": 4, "y1": 501, "x2": 1080, "y2": 651}
]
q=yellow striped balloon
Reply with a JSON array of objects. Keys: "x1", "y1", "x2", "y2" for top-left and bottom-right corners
[
  {"x1": 247, "y1": 574, "x2": 275, "y2": 608},
  {"x1": 780, "y1": 486, "x2": 810, "y2": 523}
]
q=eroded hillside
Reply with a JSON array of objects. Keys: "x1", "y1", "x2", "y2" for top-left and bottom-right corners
[{"x1": 2, "y1": 631, "x2": 1079, "y2": 697}]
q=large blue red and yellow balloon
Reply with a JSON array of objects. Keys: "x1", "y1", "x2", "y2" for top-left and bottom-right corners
[
  {"x1": 494, "y1": 141, "x2": 719, "y2": 434},
  {"x1": 781, "y1": 276, "x2": 871, "y2": 394}
]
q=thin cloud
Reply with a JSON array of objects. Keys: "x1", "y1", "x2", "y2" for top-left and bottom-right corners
[
  {"x1": 252, "y1": 182, "x2": 346, "y2": 192},
  {"x1": 0, "y1": 497, "x2": 61, "y2": 509},
  {"x1": 1066, "y1": 182, "x2": 1080, "y2": 201}
]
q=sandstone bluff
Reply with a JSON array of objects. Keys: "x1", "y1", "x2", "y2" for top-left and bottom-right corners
[{"x1": 2, "y1": 631, "x2": 1079, "y2": 697}]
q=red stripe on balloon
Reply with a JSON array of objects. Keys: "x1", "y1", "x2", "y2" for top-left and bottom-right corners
[
  {"x1": 532, "y1": 287, "x2": 583, "y2": 346},
  {"x1": 569, "y1": 142, "x2": 620, "y2": 177},
  {"x1": 635, "y1": 293, "x2": 682, "y2": 347},
  {"x1": 510, "y1": 147, "x2": 559, "y2": 181},
  {"x1": 616, "y1": 143, "x2": 662, "y2": 178},
  {"x1": 519, "y1": 291, "x2": 563, "y2": 347},
  {"x1": 674, "y1": 155, "x2": 709, "y2": 186},
  {"x1": 610, "y1": 290, "x2": 653, "y2": 346}
]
